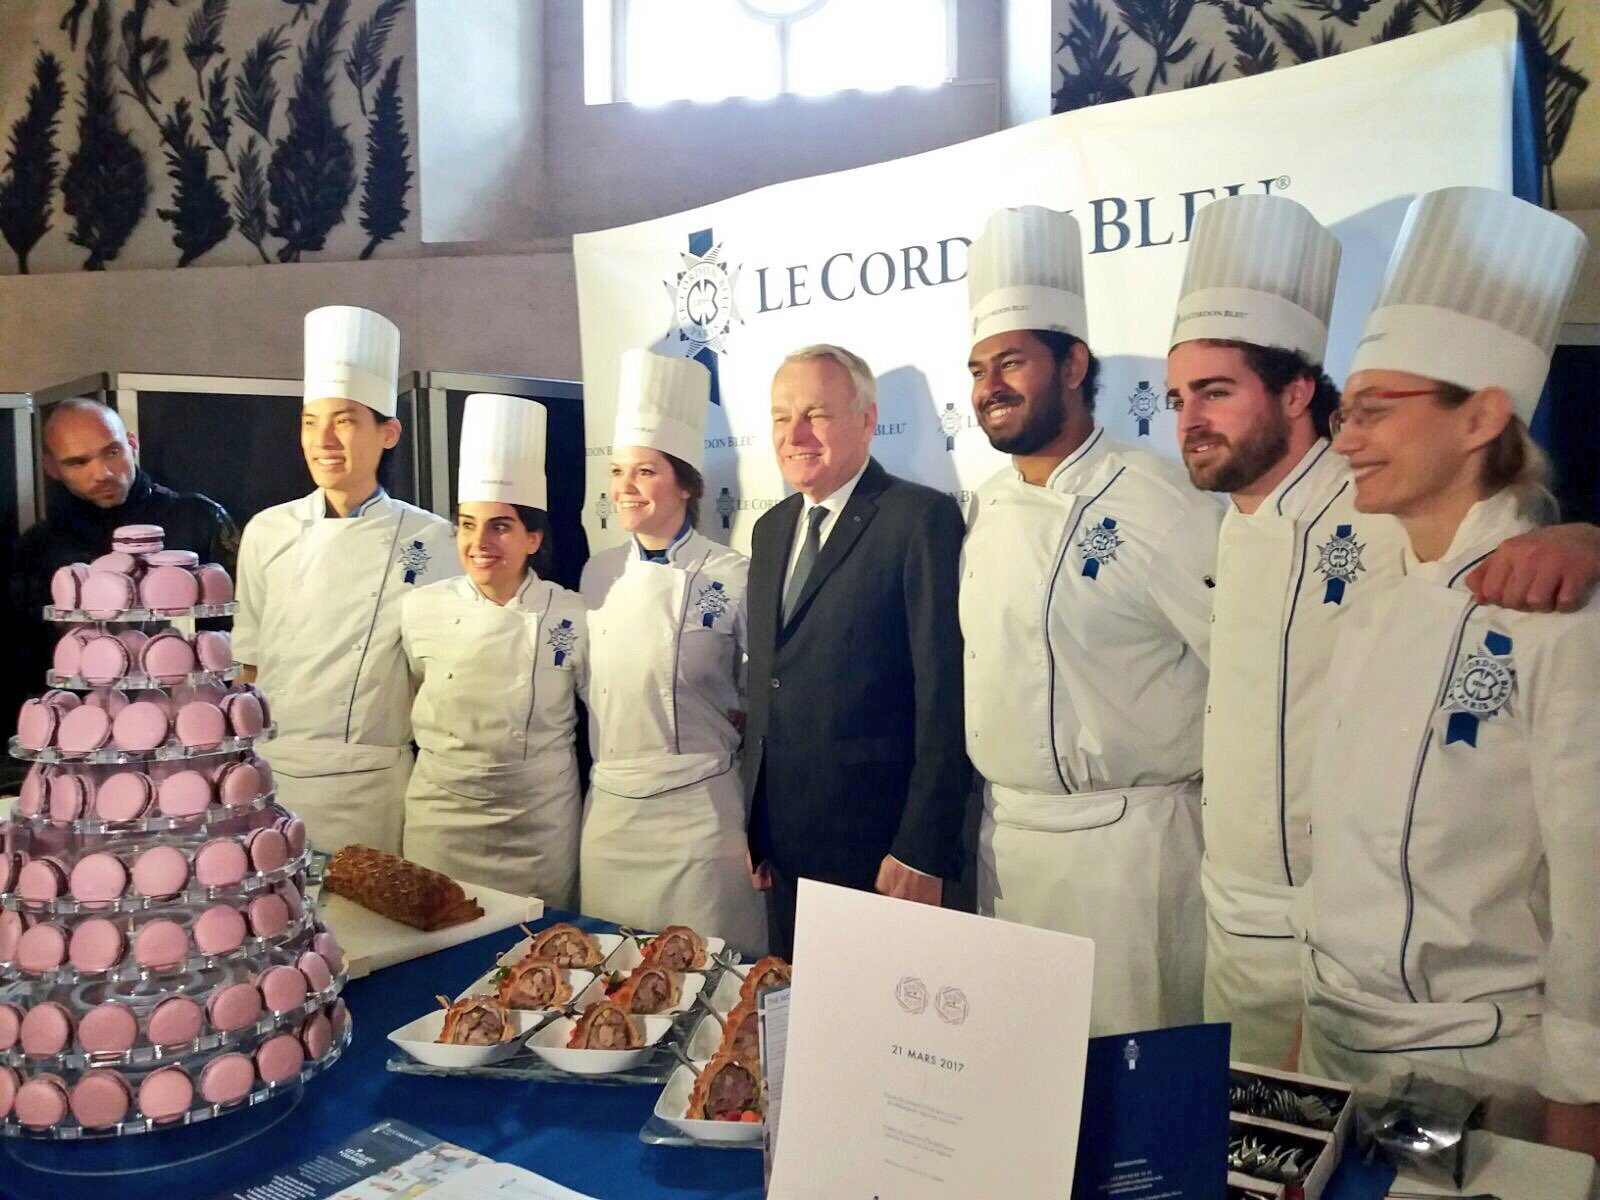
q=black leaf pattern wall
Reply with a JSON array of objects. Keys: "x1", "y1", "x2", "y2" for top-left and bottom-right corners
[
  {"x1": 0, "y1": 0, "x2": 414, "y2": 274},
  {"x1": 1055, "y1": 0, "x2": 1592, "y2": 204}
]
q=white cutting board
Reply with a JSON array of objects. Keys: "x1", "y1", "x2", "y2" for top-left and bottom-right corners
[{"x1": 315, "y1": 882, "x2": 544, "y2": 979}]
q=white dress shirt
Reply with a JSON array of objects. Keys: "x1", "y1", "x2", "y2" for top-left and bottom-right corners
[{"x1": 784, "y1": 456, "x2": 871, "y2": 591}]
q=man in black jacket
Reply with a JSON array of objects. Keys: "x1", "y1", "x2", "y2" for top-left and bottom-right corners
[
  {"x1": 744, "y1": 344, "x2": 969, "y2": 958},
  {"x1": 7, "y1": 399, "x2": 238, "y2": 725}
]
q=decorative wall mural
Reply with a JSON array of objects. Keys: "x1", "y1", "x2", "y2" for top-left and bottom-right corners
[
  {"x1": 1054, "y1": 0, "x2": 1592, "y2": 203},
  {"x1": 0, "y1": 0, "x2": 414, "y2": 274}
]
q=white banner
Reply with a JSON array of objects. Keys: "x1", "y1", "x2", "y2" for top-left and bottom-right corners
[{"x1": 575, "y1": 13, "x2": 1518, "y2": 553}]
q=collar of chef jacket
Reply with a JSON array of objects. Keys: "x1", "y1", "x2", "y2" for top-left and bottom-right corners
[
  {"x1": 1243, "y1": 438, "x2": 1345, "y2": 522},
  {"x1": 453, "y1": 570, "x2": 546, "y2": 612},
  {"x1": 634, "y1": 516, "x2": 693, "y2": 563},
  {"x1": 1037, "y1": 425, "x2": 1111, "y2": 494},
  {"x1": 1403, "y1": 489, "x2": 1533, "y2": 587},
  {"x1": 322, "y1": 486, "x2": 387, "y2": 519}
]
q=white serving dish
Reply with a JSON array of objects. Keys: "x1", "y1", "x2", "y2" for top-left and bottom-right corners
[
  {"x1": 707, "y1": 969, "x2": 746, "y2": 1015},
  {"x1": 455, "y1": 967, "x2": 597, "y2": 1008},
  {"x1": 524, "y1": 1013, "x2": 675, "y2": 1076},
  {"x1": 653, "y1": 1061, "x2": 764, "y2": 1144},
  {"x1": 495, "y1": 931, "x2": 628, "y2": 970},
  {"x1": 685, "y1": 1011, "x2": 726, "y2": 1060},
  {"x1": 574, "y1": 968, "x2": 707, "y2": 1017},
  {"x1": 386, "y1": 1008, "x2": 526, "y2": 1068}
]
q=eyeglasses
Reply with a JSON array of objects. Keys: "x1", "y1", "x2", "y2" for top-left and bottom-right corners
[{"x1": 1329, "y1": 388, "x2": 1441, "y2": 438}]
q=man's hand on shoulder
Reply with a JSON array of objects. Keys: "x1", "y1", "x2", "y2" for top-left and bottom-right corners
[{"x1": 1467, "y1": 523, "x2": 1600, "y2": 613}]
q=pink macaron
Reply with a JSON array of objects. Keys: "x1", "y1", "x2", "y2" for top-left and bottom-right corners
[
  {"x1": 70, "y1": 1069, "x2": 133, "y2": 1129},
  {"x1": 277, "y1": 817, "x2": 308, "y2": 858},
  {"x1": 15, "y1": 698, "x2": 59, "y2": 751},
  {"x1": 50, "y1": 563, "x2": 89, "y2": 610},
  {"x1": 296, "y1": 950, "x2": 333, "y2": 994},
  {"x1": 137, "y1": 1066, "x2": 193, "y2": 1123},
  {"x1": 300, "y1": 1012, "x2": 334, "y2": 1061},
  {"x1": 220, "y1": 692, "x2": 265, "y2": 739},
  {"x1": 16, "y1": 858, "x2": 67, "y2": 902},
  {"x1": 116, "y1": 627, "x2": 150, "y2": 658},
  {"x1": 112, "y1": 701, "x2": 170, "y2": 753},
  {"x1": 194, "y1": 631, "x2": 232, "y2": 672},
  {"x1": 91, "y1": 551, "x2": 140, "y2": 576},
  {"x1": 233, "y1": 685, "x2": 272, "y2": 727},
  {"x1": 0, "y1": 1065, "x2": 14, "y2": 1120},
  {"x1": 312, "y1": 931, "x2": 344, "y2": 975},
  {"x1": 112, "y1": 524, "x2": 164, "y2": 554},
  {"x1": 329, "y1": 999, "x2": 349, "y2": 1038},
  {"x1": 131, "y1": 846, "x2": 190, "y2": 899},
  {"x1": 145, "y1": 549, "x2": 198, "y2": 569},
  {"x1": 48, "y1": 772, "x2": 93, "y2": 821},
  {"x1": 80, "y1": 634, "x2": 132, "y2": 687},
  {"x1": 14, "y1": 1074, "x2": 69, "y2": 1129},
  {"x1": 254, "y1": 1033, "x2": 304, "y2": 1085},
  {"x1": 206, "y1": 982, "x2": 262, "y2": 1033},
  {"x1": 146, "y1": 995, "x2": 203, "y2": 1046},
  {"x1": 95, "y1": 771, "x2": 155, "y2": 821},
  {"x1": 193, "y1": 905, "x2": 247, "y2": 956},
  {"x1": 198, "y1": 1052, "x2": 256, "y2": 1106},
  {"x1": 257, "y1": 964, "x2": 308, "y2": 1012},
  {"x1": 157, "y1": 769, "x2": 213, "y2": 817},
  {"x1": 17, "y1": 922, "x2": 67, "y2": 973},
  {"x1": 246, "y1": 893, "x2": 289, "y2": 939},
  {"x1": 197, "y1": 563, "x2": 234, "y2": 605},
  {"x1": 140, "y1": 631, "x2": 197, "y2": 684},
  {"x1": 19, "y1": 762, "x2": 54, "y2": 815},
  {"x1": 20, "y1": 1002, "x2": 73, "y2": 1057},
  {"x1": 0, "y1": 1004, "x2": 21, "y2": 1050},
  {"x1": 276, "y1": 881, "x2": 305, "y2": 922},
  {"x1": 0, "y1": 910, "x2": 25, "y2": 961},
  {"x1": 58, "y1": 704, "x2": 113, "y2": 756},
  {"x1": 133, "y1": 919, "x2": 189, "y2": 970},
  {"x1": 86, "y1": 687, "x2": 131, "y2": 719},
  {"x1": 246, "y1": 827, "x2": 288, "y2": 874},
  {"x1": 175, "y1": 701, "x2": 227, "y2": 750},
  {"x1": 140, "y1": 566, "x2": 199, "y2": 616},
  {"x1": 194, "y1": 838, "x2": 248, "y2": 888},
  {"x1": 0, "y1": 852, "x2": 19, "y2": 895},
  {"x1": 216, "y1": 760, "x2": 263, "y2": 808},
  {"x1": 80, "y1": 570, "x2": 137, "y2": 620},
  {"x1": 52, "y1": 629, "x2": 94, "y2": 677},
  {"x1": 69, "y1": 917, "x2": 128, "y2": 973},
  {"x1": 69, "y1": 852, "x2": 129, "y2": 904},
  {"x1": 78, "y1": 1002, "x2": 139, "y2": 1056}
]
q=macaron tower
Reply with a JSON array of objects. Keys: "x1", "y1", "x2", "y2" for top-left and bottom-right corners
[{"x1": 3, "y1": 526, "x2": 349, "y2": 1140}]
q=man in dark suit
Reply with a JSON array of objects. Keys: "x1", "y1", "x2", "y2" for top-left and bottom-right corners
[{"x1": 744, "y1": 344, "x2": 969, "y2": 958}]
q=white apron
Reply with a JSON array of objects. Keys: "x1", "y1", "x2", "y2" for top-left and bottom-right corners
[
  {"x1": 400, "y1": 573, "x2": 584, "y2": 907},
  {"x1": 978, "y1": 781, "x2": 1205, "y2": 1037},
  {"x1": 579, "y1": 532, "x2": 767, "y2": 958},
  {"x1": 233, "y1": 491, "x2": 457, "y2": 854},
  {"x1": 1301, "y1": 492, "x2": 1600, "y2": 1114},
  {"x1": 960, "y1": 431, "x2": 1218, "y2": 1036}
]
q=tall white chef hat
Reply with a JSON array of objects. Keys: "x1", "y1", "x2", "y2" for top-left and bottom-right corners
[
  {"x1": 304, "y1": 305, "x2": 400, "y2": 418},
  {"x1": 1169, "y1": 194, "x2": 1341, "y2": 363},
  {"x1": 968, "y1": 206, "x2": 1088, "y2": 349},
  {"x1": 1348, "y1": 187, "x2": 1588, "y2": 423},
  {"x1": 613, "y1": 349, "x2": 711, "y2": 470},
  {"x1": 458, "y1": 393, "x2": 548, "y2": 511}
]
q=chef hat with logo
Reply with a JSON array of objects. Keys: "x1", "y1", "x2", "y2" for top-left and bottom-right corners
[
  {"x1": 1348, "y1": 187, "x2": 1587, "y2": 423},
  {"x1": 612, "y1": 349, "x2": 710, "y2": 470},
  {"x1": 968, "y1": 206, "x2": 1088, "y2": 349},
  {"x1": 1169, "y1": 194, "x2": 1341, "y2": 363},
  {"x1": 458, "y1": 393, "x2": 547, "y2": 511},
  {"x1": 304, "y1": 306, "x2": 401, "y2": 418}
]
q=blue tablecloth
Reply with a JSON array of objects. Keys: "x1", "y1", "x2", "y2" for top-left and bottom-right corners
[{"x1": 1, "y1": 910, "x2": 1395, "y2": 1200}]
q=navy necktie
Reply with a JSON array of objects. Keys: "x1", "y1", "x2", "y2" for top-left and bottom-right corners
[{"x1": 783, "y1": 505, "x2": 828, "y2": 623}]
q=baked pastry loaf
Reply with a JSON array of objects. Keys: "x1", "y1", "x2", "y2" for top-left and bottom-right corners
[
  {"x1": 640, "y1": 925, "x2": 707, "y2": 970},
  {"x1": 716, "y1": 997, "x2": 762, "y2": 1066},
  {"x1": 738, "y1": 956, "x2": 792, "y2": 1007},
  {"x1": 521, "y1": 922, "x2": 603, "y2": 968},
  {"x1": 687, "y1": 1049, "x2": 762, "y2": 1121},
  {"x1": 612, "y1": 962, "x2": 680, "y2": 1014},
  {"x1": 436, "y1": 995, "x2": 514, "y2": 1046},
  {"x1": 496, "y1": 959, "x2": 572, "y2": 1010},
  {"x1": 323, "y1": 844, "x2": 482, "y2": 931},
  {"x1": 566, "y1": 1001, "x2": 642, "y2": 1050}
]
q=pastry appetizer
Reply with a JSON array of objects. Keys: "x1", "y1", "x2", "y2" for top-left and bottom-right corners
[
  {"x1": 323, "y1": 844, "x2": 482, "y2": 932},
  {"x1": 436, "y1": 995, "x2": 516, "y2": 1047},
  {"x1": 738, "y1": 956, "x2": 793, "y2": 1007},
  {"x1": 495, "y1": 959, "x2": 572, "y2": 1010},
  {"x1": 687, "y1": 1049, "x2": 763, "y2": 1122},
  {"x1": 611, "y1": 962, "x2": 680, "y2": 1015},
  {"x1": 640, "y1": 924, "x2": 708, "y2": 970},
  {"x1": 716, "y1": 998, "x2": 762, "y2": 1066},
  {"x1": 520, "y1": 922, "x2": 603, "y2": 968},
  {"x1": 565, "y1": 1001, "x2": 642, "y2": 1050}
]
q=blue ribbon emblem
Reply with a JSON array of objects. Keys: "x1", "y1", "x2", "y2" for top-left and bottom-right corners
[
  {"x1": 1442, "y1": 631, "x2": 1515, "y2": 747},
  {"x1": 697, "y1": 580, "x2": 729, "y2": 628},
  {"x1": 1079, "y1": 517, "x2": 1122, "y2": 579},
  {"x1": 1316, "y1": 524, "x2": 1366, "y2": 604},
  {"x1": 400, "y1": 540, "x2": 430, "y2": 585},
  {"x1": 1127, "y1": 381, "x2": 1159, "y2": 437},
  {"x1": 547, "y1": 618, "x2": 576, "y2": 667}
]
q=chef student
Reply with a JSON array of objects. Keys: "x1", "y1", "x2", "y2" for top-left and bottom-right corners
[
  {"x1": 960, "y1": 206, "x2": 1221, "y2": 1036},
  {"x1": 1299, "y1": 189, "x2": 1598, "y2": 1155},
  {"x1": 234, "y1": 306, "x2": 458, "y2": 855},
  {"x1": 579, "y1": 349, "x2": 766, "y2": 958},
  {"x1": 397, "y1": 394, "x2": 585, "y2": 904}
]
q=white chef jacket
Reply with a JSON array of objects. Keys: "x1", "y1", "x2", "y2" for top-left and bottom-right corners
[
  {"x1": 961, "y1": 426, "x2": 1221, "y2": 793},
  {"x1": 1203, "y1": 440, "x2": 1408, "y2": 915},
  {"x1": 580, "y1": 526, "x2": 747, "y2": 795},
  {"x1": 233, "y1": 489, "x2": 458, "y2": 852},
  {"x1": 1303, "y1": 490, "x2": 1600, "y2": 1104},
  {"x1": 399, "y1": 571, "x2": 585, "y2": 902}
]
